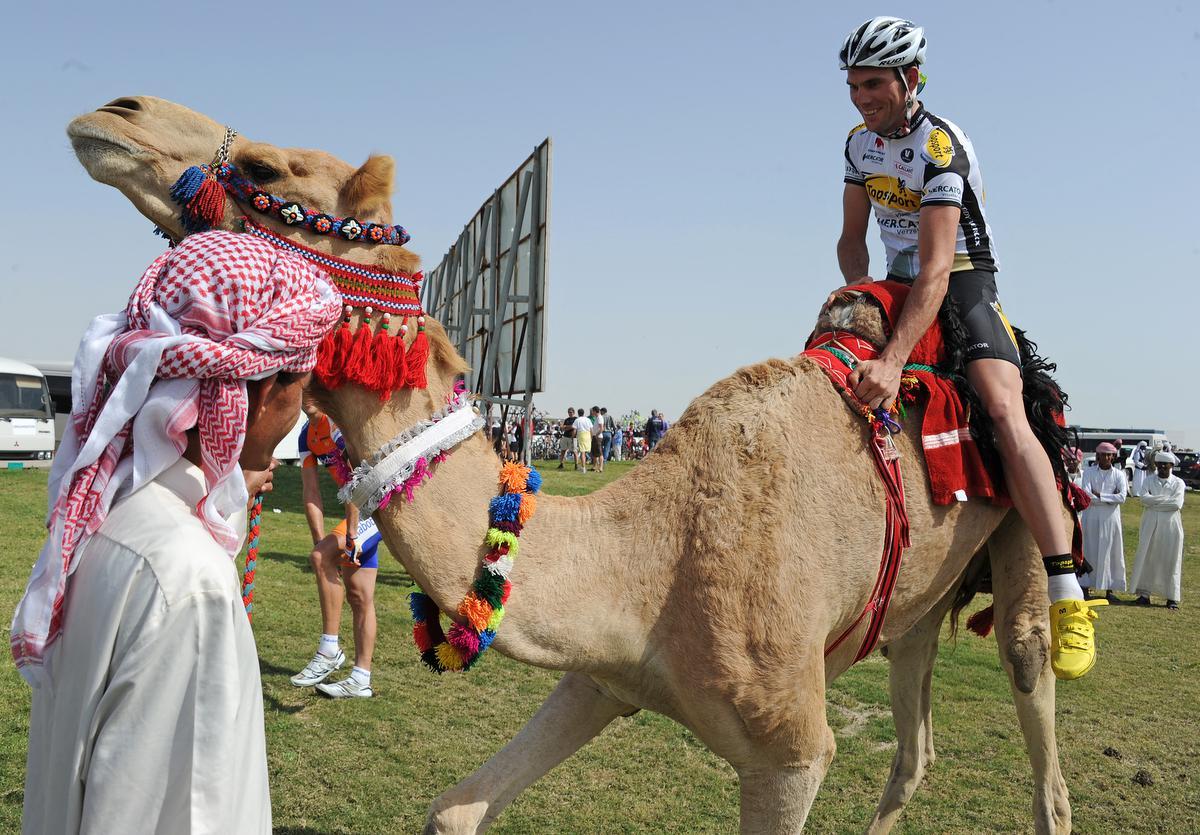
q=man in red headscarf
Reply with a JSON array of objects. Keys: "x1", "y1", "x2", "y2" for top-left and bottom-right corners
[{"x1": 13, "y1": 230, "x2": 341, "y2": 835}]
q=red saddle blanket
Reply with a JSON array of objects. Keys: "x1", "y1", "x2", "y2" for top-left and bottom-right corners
[{"x1": 805, "y1": 280, "x2": 1003, "y2": 506}]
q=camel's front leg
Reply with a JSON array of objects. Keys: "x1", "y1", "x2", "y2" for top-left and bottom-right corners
[
  {"x1": 866, "y1": 587, "x2": 955, "y2": 834},
  {"x1": 423, "y1": 672, "x2": 633, "y2": 834},
  {"x1": 988, "y1": 513, "x2": 1072, "y2": 834}
]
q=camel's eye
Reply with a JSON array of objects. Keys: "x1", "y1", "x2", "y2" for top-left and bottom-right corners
[{"x1": 245, "y1": 161, "x2": 280, "y2": 184}]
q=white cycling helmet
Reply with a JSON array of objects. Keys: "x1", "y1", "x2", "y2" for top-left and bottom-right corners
[{"x1": 839, "y1": 17, "x2": 926, "y2": 70}]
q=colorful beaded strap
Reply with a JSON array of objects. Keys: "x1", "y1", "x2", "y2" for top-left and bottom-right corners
[
  {"x1": 241, "y1": 218, "x2": 422, "y2": 317},
  {"x1": 409, "y1": 462, "x2": 542, "y2": 672},
  {"x1": 168, "y1": 125, "x2": 410, "y2": 246}
]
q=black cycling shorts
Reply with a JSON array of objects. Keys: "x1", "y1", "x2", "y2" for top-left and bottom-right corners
[{"x1": 888, "y1": 269, "x2": 1021, "y2": 368}]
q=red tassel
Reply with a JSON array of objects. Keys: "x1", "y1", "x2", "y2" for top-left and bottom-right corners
[
  {"x1": 187, "y1": 175, "x2": 227, "y2": 230},
  {"x1": 368, "y1": 328, "x2": 394, "y2": 399},
  {"x1": 389, "y1": 332, "x2": 408, "y2": 391},
  {"x1": 317, "y1": 310, "x2": 354, "y2": 389},
  {"x1": 406, "y1": 322, "x2": 430, "y2": 389},
  {"x1": 314, "y1": 330, "x2": 337, "y2": 384},
  {"x1": 967, "y1": 605, "x2": 994, "y2": 638},
  {"x1": 344, "y1": 320, "x2": 375, "y2": 388}
]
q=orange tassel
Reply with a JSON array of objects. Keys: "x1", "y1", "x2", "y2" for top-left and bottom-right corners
[
  {"x1": 458, "y1": 593, "x2": 493, "y2": 633},
  {"x1": 517, "y1": 492, "x2": 537, "y2": 526}
]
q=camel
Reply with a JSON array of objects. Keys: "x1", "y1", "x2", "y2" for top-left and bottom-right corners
[{"x1": 66, "y1": 95, "x2": 1072, "y2": 833}]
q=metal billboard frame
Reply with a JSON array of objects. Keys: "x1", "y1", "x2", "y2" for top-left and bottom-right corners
[{"x1": 422, "y1": 140, "x2": 550, "y2": 461}]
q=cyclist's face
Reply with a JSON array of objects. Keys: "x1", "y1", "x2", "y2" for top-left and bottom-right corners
[{"x1": 847, "y1": 67, "x2": 908, "y2": 134}]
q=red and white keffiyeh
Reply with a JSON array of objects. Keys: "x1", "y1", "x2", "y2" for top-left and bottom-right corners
[{"x1": 12, "y1": 231, "x2": 341, "y2": 683}]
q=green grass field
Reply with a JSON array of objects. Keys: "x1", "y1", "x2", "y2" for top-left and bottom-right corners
[{"x1": 1, "y1": 461, "x2": 1197, "y2": 833}]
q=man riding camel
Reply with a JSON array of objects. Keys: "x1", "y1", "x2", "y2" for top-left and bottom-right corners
[{"x1": 835, "y1": 16, "x2": 1106, "y2": 679}]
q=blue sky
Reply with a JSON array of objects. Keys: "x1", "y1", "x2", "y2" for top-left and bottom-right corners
[{"x1": 3, "y1": 1, "x2": 1197, "y2": 442}]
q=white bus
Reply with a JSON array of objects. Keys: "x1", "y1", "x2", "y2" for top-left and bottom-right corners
[
  {"x1": 0, "y1": 358, "x2": 56, "y2": 469},
  {"x1": 1069, "y1": 426, "x2": 1170, "y2": 474}
]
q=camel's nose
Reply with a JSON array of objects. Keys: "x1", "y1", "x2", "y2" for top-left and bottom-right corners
[{"x1": 97, "y1": 97, "x2": 147, "y2": 120}]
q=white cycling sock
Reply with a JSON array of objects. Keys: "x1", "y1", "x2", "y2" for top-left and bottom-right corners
[
  {"x1": 1047, "y1": 573, "x2": 1083, "y2": 602},
  {"x1": 319, "y1": 634, "x2": 340, "y2": 657},
  {"x1": 350, "y1": 666, "x2": 371, "y2": 686}
]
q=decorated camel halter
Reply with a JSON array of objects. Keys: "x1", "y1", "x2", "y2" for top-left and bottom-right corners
[
  {"x1": 169, "y1": 126, "x2": 429, "y2": 397},
  {"x1": 169, "y1": 126, "x2": 410, "y2": 245}
]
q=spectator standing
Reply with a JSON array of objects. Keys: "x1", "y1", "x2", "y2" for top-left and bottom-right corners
[
  {"x1": 572, "y1": 407, "x2": 593, "y2": 472},
  {"x1": 1078, "y1": 442, "x2": 1128, "y2": 602},
  {"x1": 1065, "y1": 447, "x2": 1084, "y2": 488},
  {"x1": 645, "y1": 409, "x2": 668, "y2": 452},
  {"x1": 589, "y1": 406, "x2": 606, "y2": 473},
  {"x1": 612, "y1": 422, "x2": 624, "y2": 462},
  {"x1": 1130, "y1": 452, "x2": 1186, "y2": 609},
  {"x1": 600, "y1": 407, "x2": 616, "y2": 462},
  {"x1": 1130, "y1": 441, "x2": 1149, "y2": 495},
  {"x1": 557, "y1": 408, "x2": 576, "y2": 469}
]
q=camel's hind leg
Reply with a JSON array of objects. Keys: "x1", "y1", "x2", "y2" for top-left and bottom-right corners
[
  {"x1": 423, "y1": 672, "x2": 633, "y2": 834},
  {"x1": 988, "y1": 512, "x2": 1072, "y2": 834},
  {"x1": 865, "y1": 586, "x2": 957, "y2": 834}
]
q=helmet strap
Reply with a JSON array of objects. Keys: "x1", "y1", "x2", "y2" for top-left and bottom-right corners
[{"x1": 883, "y1": 68, "x2": 919, "y2": 139}]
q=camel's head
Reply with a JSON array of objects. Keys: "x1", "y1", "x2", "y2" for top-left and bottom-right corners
[
  {"x1": 68, "y1": 95, "x2": 471, "y2": 442},
  {"x1": 67, "y1": 96, "x2": 404, "y2": 264},
  {"x1": 814, "y1": 293, "x2": 889, "y2": 348}
]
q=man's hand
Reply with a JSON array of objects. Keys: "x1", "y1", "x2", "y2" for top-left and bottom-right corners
[
  {"x1": 848, "y1": 356, "x2": 904, "y2": 411},
  {"x1": 243, "y1": 458, "x2": 279, "y2": 510},
  {"x1": 341, "y1": 533, "x2": 361, "y2": 566}
]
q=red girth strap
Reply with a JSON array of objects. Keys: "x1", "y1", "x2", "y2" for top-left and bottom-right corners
[{"x1": 801, "y1": 332, "x2": 911, "y2": 663}]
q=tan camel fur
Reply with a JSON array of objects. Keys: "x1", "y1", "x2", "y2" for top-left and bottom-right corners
[{"x1": 68, "y1": 95, "x2": 1071, "y2": 834}]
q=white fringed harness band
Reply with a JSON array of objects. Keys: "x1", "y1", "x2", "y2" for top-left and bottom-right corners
[{"x1": 339, "y1": 389, "x2": 485, "y2": 515}]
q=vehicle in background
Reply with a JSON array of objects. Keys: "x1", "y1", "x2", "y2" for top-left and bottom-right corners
[
  {"x1": 35, "y1": 361, "x2": 72, "y2": 447},
  {"x1": 0, "y1": 358, "x2": 56, "y2": 469},
  {"x1": 1173, "y1": 450, "x2": 1199, "y2": 491}
]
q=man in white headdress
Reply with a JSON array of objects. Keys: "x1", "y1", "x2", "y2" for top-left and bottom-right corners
[
  {"x1": 1130, "y1": 441, "x2": 1150, "y2": 495},
  {"x1": 1130, "y1": 451, "x2": 1186, "y2": 610},
  {"x1": 13, "y1": 231, "x2": 341, "y2": 835},
  {"x1": 1078, "y1": 442, "x2": 1128, "y2": 602}
]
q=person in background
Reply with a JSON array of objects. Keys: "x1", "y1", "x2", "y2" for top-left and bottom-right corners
[
  {"x1": 645, "y1": 409, "x2": 668, "y2": 452},
  {"x1": 15, "y1": 230, "x2": 340, "y2": 834},
  {"x1": 1078, "y1": 442, "x2": 1128, "y2": 603},
  {"x1": 1130, "y1": 441, "x2": 1149, "y2": 496},
  {"x1": 572, "y1": 406, "x2": 593, "y2": 472},
  {"x1": 612, "y1": 421, "x2": 624, "y2": 462},
  {"x1": 292, "y1": 399, "x2": 384, "y2": 699},
  {"x1": 589, "y1": 406, "x2": 606, "y2": 473},
  {"x1": 1065, "y1": 447, "x2": 1084, "y2": 488},
  {"x1": 557, "y1": 407, "x2": 576, "y2": 470},
  {"x1": 600, "y1": 407, "x2": 616, "y2": 462},
  {"x1": 1130, "y1": 452, "x2": 1186, "y2": 610}
]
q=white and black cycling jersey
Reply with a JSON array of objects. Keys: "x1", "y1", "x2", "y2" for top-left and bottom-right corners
[{"x1": 844, "y1": 107, "x2": 999, "y2": 279}]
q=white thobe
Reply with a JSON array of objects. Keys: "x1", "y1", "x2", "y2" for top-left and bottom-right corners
[
  {"x1": 1130, "y1": 474, "x2": 1186, "y2": 602},
  {"x1": 1130, "y1": 447, "x2": 1148, "y2": 495},
  {"x1": 1078, "y1": 465, "x2": 1127, "y2": 591},
  {"x1": 23, "y1": 459, "x2": 271, "y2": 835}
]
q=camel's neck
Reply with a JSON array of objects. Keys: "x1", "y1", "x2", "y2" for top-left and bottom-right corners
[{"x1": 335, "y1": 405, "x2": 649, "y2": 675}]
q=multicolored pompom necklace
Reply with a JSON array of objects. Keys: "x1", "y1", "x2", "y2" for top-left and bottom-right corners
[{"x1": 409, "y1": 461, "x2": 542, "y2": 673}]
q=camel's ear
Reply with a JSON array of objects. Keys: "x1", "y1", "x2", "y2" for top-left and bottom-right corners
[{"x1": 340, "y1": 154, "x2": 394, "y2": 222}]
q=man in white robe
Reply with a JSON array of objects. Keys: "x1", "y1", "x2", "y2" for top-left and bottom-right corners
[
  {"x1": 1130, "y1": 441, "x2": 1149, "y2": 496},
  {"x1": 13, "y1": 231, "x2": 340, "y2": 834},
  {"x1": 1131, "y1": 452, "x2": 1186, "y2": 610},
  {"x1": 1079, "y1": 442, "x2": 1128, "y2": 601},
  {"x1": 1065, "y1": 446, "x2": 1084, "y2": 488}
]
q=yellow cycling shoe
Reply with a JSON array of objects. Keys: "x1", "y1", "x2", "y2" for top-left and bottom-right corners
[{"x1": 1050, "y1": 598, "x2": 1108, "y2": 680}]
